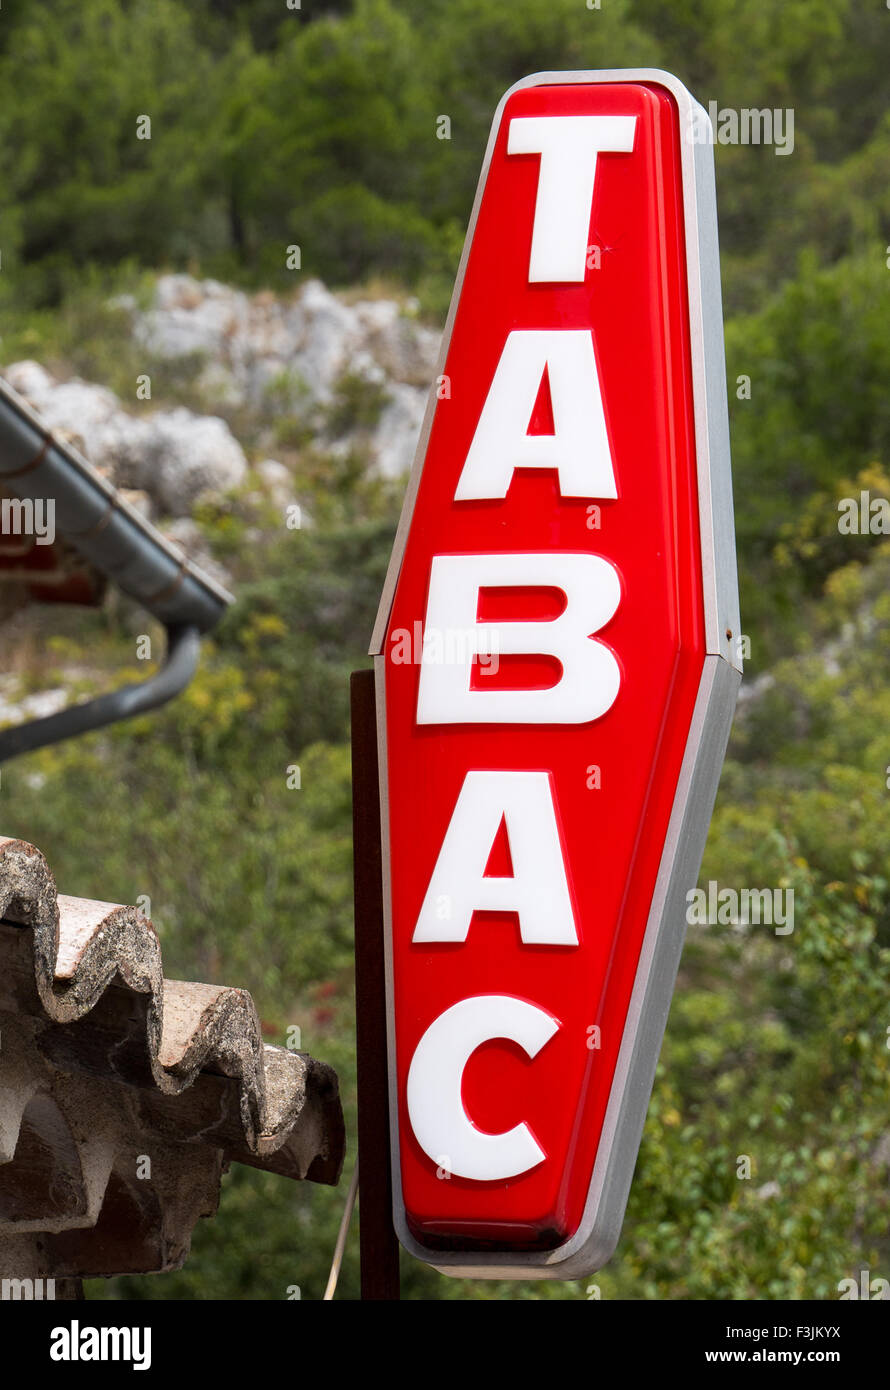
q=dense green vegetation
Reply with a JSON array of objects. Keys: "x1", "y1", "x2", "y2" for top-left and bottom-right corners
[
  {"x1": 2, "y1": 0, "x2": 889, "y2": 315},
  {"x1": 1, "y1": 0, "x2": 889, "y2": 1300}
]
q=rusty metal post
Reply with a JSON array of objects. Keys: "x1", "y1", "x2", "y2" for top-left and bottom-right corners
[{"x1": 351, "y1": 667, "x2": 401, "y2": 1300}]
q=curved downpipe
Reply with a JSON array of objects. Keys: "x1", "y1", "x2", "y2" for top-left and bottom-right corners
[{"x1": 0, "y1": 624, "x2": 201, "y2": 763}]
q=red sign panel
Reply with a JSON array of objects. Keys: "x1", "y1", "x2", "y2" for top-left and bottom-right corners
[{"x1": 372, "y1": 70, "x2": 740, "y2": 1278}]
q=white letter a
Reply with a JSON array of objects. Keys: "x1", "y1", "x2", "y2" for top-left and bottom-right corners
[
  {"x1": 414, "y1": 770, "x2": 579, "y2": 944},
  {"x1": 455, "y1": 330, "x2": 617, "y2": 501}
]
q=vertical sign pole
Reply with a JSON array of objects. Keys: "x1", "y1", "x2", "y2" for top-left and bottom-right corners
[{"x1": 350, "y1": 668, "x2": 401, "y2": 1300}]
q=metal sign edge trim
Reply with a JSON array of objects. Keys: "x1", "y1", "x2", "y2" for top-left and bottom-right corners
[{"x1": 424, "y1": 654, "x2": 740, "y2": 1277}]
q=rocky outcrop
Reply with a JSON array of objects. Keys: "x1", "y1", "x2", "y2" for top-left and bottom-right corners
[
  {"x1": 2, "y1": 276, "x2": 440, "y2": 532},
  {"x1": 130, "y1": 274, "x2": 440, "y2": 408},
  {"x1": 1, "y1": 360, "x2": 248, "y2": 516},
  {"x1": 127, "y1": 274, "x2": 440, "y2": 479},
  {"x1": 0, "y1": 272, "x2": 442, "y2": 714}
]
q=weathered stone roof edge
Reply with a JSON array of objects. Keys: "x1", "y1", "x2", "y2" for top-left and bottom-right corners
[{"x1": 0, "y1": 834, "x2": 343, "y2": 1167}]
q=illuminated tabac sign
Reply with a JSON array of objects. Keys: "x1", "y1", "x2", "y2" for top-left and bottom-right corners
[{"x1": 370, "y1": 69, "x2": 742, "y2": 1278}]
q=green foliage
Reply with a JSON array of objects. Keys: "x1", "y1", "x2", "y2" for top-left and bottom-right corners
[
  {"x1": 2, "y1": 0, "x2": 890, "y2": 1304},
  {"x1": 727, "y1": 253, "x2": 890, "y2": 661},
  {"x1": 4, "y1": 0, "x2": 890, "y2": 308},
  {"x1": 0, "y1": 1, "x2": 232, "y2": 303}
]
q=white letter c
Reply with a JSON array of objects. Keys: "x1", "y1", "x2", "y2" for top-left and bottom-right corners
[{"x1": 406, "y1": 995, "x2": 558, "y2": 1181}]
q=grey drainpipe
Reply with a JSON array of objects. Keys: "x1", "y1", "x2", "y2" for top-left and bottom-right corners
[{"x1": 0, "y1": 374, "x2": 234, "y2": 761}]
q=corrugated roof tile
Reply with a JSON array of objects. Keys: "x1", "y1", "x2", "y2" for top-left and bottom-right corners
[{"x1": 0, "y1": 834, "x2": 345, "y2": 1281}]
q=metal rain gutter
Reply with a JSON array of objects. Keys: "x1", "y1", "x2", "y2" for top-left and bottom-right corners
[{"x1": 0, "y1": 372, "x2": 234, "y2": 759}]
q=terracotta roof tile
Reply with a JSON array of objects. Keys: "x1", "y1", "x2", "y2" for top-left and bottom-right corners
[{"x1": 0, "y1": 835, "x2": 345, "y2": 1280}]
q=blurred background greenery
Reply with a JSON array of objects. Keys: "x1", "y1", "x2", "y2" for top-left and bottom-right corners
[{"x1": 1, "y1": 0, "x2": 889, "y2": 1300}]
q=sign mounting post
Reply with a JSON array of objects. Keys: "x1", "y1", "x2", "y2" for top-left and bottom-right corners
[{"x1": 370, "y1": 69, "x2": 741, "y2": 1279}]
